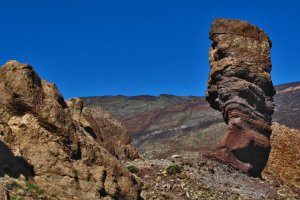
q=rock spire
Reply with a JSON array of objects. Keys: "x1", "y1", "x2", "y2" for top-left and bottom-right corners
[{"x1": 204, "y1": 18, "x2": 275, "y2": 177}]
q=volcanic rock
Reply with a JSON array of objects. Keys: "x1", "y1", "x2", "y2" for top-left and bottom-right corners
[
  {"x1": 66, "y1": 98, "x2": 139, "y2": 160},
  {"x1": 204, "y1": 18, "x2": 276, "y2": 177},
  {"x1": 263, "y1": 123, "x2": 300, "y2": 190},
  {"x1": 0, "y1": 60, "x2": 142, "y2": 199},
  {"x1": 82, "y1": 106, "x2": 140, "y2": 160}
]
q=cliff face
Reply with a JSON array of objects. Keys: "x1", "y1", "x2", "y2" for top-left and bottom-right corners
[
  {"x1": 204, "y1": 18, "x2": 275, "y2": 177},
  {"x1": 0, "y1": 61, "x2": 141, "y2": 199}
]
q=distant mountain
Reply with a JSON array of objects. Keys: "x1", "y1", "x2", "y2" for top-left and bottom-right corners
[
  {"x1": 82, "y1": 82, "x2": 300, "y2": 159},
  {"x1": 273, "y1": 82, "x2": 300, "y2": 129}
]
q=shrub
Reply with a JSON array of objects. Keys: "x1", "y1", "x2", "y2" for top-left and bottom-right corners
[
  {"x1": 127, "y1": 165, "x2": 139, "y2": 174},
  {"x1": 9, "y1": 195, "x2": 24, "y2": 200},
  {"x1": 166, "y1": 164, "x2": 182, "y2": 175},
  {"x1": 25, "y1": 181, "x2": 44, "y2": 195}
]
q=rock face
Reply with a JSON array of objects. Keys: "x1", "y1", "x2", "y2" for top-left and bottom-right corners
[
  {"x1": 0, "y1": 61, "x2": 141, "y2": 199},
  {"x1": 204, "y1": 18, "x2": 276, "y2": 177},
  {"x1": 263, "y1": 123, "x2": 300, "y2": 190},
  {"x1": 66, "y1": 99, "x2": 140, "y2": 160}
]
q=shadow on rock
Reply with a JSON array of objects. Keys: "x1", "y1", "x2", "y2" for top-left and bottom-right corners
[{"x1": 0, "y1": 141, "x2": 34, "y2": 179}]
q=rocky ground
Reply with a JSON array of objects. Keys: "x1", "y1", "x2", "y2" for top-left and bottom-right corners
[
  {"x1": 0, "y1": 175, "x2": 53, "y2": 200},
  {"x1": 126, "y1": 153, "x2": 300, "y2": 200},
  {"x1": 121, "y1": 123, "x2": 300, "y2": 200}
]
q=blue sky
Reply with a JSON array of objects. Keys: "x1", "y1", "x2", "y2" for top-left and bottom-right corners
[{"x1": 0, "y1": 0, "x2": 299, "y2": 99}]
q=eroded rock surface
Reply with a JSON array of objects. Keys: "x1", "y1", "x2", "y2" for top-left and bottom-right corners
[
  {"x1": 204, "y1": 18, "x2": 276, "y2": 177},
  {"x1": 66, "y1": 98, "x2": 139, "y2": 160},
  {"x1": 263, "y1": 123, "x2": 300, "y2": 190},
  {"x1": 0, "y1": 60, "x2": 142, "y2": 199}
]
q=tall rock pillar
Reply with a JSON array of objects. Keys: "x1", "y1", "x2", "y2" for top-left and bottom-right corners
[{"x1": 204, "y1": 18, "x2": 276, "y2": 177}]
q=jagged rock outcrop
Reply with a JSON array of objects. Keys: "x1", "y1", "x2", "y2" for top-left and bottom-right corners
[
  {"x1": 263, "y1": 123, "x2": 300, "y2": 190},
  {"x1": 204, "y1": 18, "x2": 276, "y2": 177},
  {"x1": 66, "y1": 98, "x2": 139, "y2": 160},
  {"x1": 0, "y1": 60, "x2": 142, "y2": 199}
]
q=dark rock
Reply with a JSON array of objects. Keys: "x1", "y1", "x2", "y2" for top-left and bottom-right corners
[{"x1": 203, "y1": 18, "x2": 275, "y2": 177}]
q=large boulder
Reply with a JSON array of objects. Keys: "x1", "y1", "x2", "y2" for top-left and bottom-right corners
[
  {"x1": 203, "y1": 18, "x2": 276, "y2": 177},
  {"x1": 263, "y1": 123, "x2": 300, "y2": 190},
  {"x1": 0, "y1": 60, "x2": 142, "y2": 199}
]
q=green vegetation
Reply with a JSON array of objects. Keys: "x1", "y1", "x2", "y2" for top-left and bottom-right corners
[
  {"x1": 9, "y1": 195, "x2": 24, "y2": 200},
  {"x1": 25, "y1": 181, "x2": 44, "y2": 195},
  {"x1": 127, "y1": 165, "x2": 139, "y2": 174},
  {"x1": 166, "y1": 164, "x2": 182, "y2": 175}
]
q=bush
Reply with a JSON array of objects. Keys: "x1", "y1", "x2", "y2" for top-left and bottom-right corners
[
  {"x1": 127, "y1": 165, "x2": 139, "y2": 174},
  {"x1": 166, "y1": 164, "x2": 182, "y2": 175}
]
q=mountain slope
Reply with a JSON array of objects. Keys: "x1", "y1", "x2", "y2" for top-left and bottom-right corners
[
  {"x1": 273, "y1": 82, "x2": 300, "y2": 129},
  {"x1": 82, "y1": 82, "x2": 300, "y2": 159}
]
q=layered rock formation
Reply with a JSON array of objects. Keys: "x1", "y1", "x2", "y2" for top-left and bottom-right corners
[
  {"x1": 0, "y1": 61, "x2": 141, "y2": 199},
  {"x1": 204, "y1": 18, "x2": 276, "y2": 177}
]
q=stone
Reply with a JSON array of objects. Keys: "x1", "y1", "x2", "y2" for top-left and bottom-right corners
[
  {"x1": 156, "y1": 176, "x2": 162, "y2": 182},
  {"x1": 263, "y1": 123, "x2": 300, "y2": 189},
  {"x1": 81, "y1": 105, "x2": 139, "y2": 160},
  {"x1": 203, "y1": 18, "x2": 275, "y2": 177},
  {"x1": 0, "y1": 60, "x2": 142, "y2": 199}
]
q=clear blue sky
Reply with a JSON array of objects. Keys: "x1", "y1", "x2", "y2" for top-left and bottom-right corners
[{"x1": 1, "y1": 0, "x2": 299, "y2": 99}]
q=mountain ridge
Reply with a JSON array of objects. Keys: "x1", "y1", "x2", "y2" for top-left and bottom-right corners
[
  {"x1": 82, "y1": 81, "x2": 300, "y2": 159},
  {"x1": 81, "y1": 82, "x2": 300, "y2": 98}
]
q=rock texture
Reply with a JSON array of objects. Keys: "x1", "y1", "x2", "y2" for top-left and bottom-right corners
[
  {"x1": 66, "y1": 99, "x2": 139, "y2": 160},
  {"x1": 125, "y1": 153, "x2": 298, "y2": 200},
  {"x1": 263, "y1": 123, "x2": 300, "y2": 190},
  {"x1": 204, "y1": 18, "x2": 276, "y2": 177},
  {"x1": 0, "y1": 61, "x2": 141, "y2": 199}
]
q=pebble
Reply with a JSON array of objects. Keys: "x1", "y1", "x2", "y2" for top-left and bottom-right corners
[
  {"x1": 171, "y1": 154, "x2": 181, "y2": 158},
  {"x1": 186, "y1": 191, "x2": 191, "y2": 198},
  {"x1": 156, "y1": 176, "x2": 162, "y2": 182},
  {"x1": 17, "y1": 189, "x2": 25, "y2": 195},
  {"x1": 163, "y1": 183, "x2": 171, "y2": 190},
  {"x1": 19, "y1": 174, "x2": 26, "y2": 181}
]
